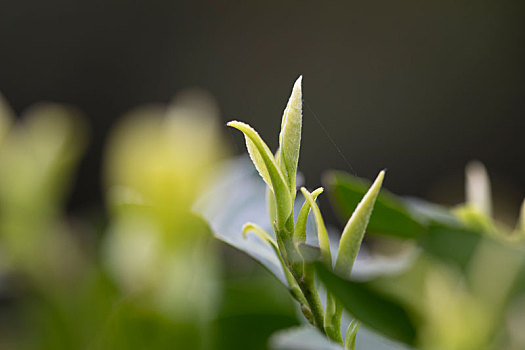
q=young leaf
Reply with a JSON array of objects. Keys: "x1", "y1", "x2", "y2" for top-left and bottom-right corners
[
  {"x1": 227, "y1": 121, "x2": 292, "y2": 230},
  {"x1": 267, "y1": 186, "x2": 278, "y2": 226},
  {"x1": 295, "y1": 187, "x2": 323, "y2": 244},
  {"x1": 247, "y1": 136, "x2": 274, "y2": 191},
  {"x1": 316, "y1": 263, "x2": 417, "y2": 346},
  {"x1": 278, "y1": 76, "x2": 303, "y2": 196},
  {"x1": 301, "y1": 187, "x2": 331, "y2": 265},
  {"x1": 324, "y1": 171, "x2": 425, "y2": 239},
  {"x1": 243, "y1": 222, "x2": 279, "y2": 249},
  {"x1": 244, "y1": 222, "x2": 308, "y2": 305},
  {"x1": 344, "y1": 320, "x2": 359, "y2": 350},
  {"x1": 420, "y1": 226, "x2": 482, "y2": 271},
  {"x1": 334, "y1": 171, "x2": 384, "y2": 277}
]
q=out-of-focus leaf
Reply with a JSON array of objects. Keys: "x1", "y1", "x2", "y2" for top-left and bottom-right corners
[
  {"x1": 420, "y1": 226, "x2": 482, "y2": 271},
  {"x1": 324, "y1": 171, "x2": 424, "y2": 239},
  {"x1": 214, "y1": 272, "x2": 300, "y2": 350},
  {"x1": 402, "y1": 197, "x2": 460, "y2": 229},
  {"x1": 0, "y1": 104, "x2": 87, "y2": 278},
  {"x1": 316, "y1": 264, "x2": 417, "y2": 346},
  {"x1": 465, "y1": 161, "x2": 492, "y2": 218},
  {"x1": 422, "y1": 226, "x2": 525, "y2": 303},
  {"x1": 355, "y1": 327, "x2": 411, "y2": 350},
  {"x1": 268, "y1": 322, "x2": 411, "y2": 350},
  {"x1": 455, "y1": 205, "x2": 498, "y2": 235},
  {"x1": 269, "y1": 326, "x2": 343, "y2": 350}
]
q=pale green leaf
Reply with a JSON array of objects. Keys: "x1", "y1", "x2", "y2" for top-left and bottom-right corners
[
  {"x1": 267, "y1": 186, "x2": 278, "y2": 225},
  {"x1": 279, "y1": 76, "x2": 303, "y2": 196},
  {"x1": 335, "y1": 171, "x2": 384, "y2": 277},
  {"x1": 344, "y1": 320, "x2": 360, "y2": 350},
  {"x1": 295, "y1": 187, "x2": 323, "y2": 244},
  {"x1": 243, "y1": 222, "x2": 308, "y2": 305},
  {"x1": 227, "y1": 121, "x2": 292, "y2": 230},
  {"x1": 243, "y1": 222, "x2": 279, "y2": 249},
  {"x1": 300, "y1": 187, "x2": 331, "y2": 265},
  {"x1": 246, "y1": 136, "x2": 273, "y2": 190}
]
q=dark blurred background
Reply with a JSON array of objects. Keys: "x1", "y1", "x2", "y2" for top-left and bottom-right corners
[{"x1": 1, "y1": 0, "x2": 524, "y2": 225}]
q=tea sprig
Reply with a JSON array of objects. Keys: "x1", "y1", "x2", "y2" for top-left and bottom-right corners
[{"x1": 228, "y1": 76, "x2": 384, "y2": 346}]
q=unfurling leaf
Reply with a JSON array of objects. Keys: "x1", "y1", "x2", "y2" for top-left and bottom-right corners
[
  {"x1": 279, "y1": 76, "x2": 303, "y2": 197},
  {"x1": 243, "y1": 222, "x2": 308, "y2": 305},
  {"x1": 344, "y1": 320, "x2": 359, "y2": 350},
  {"x1": 227, "y1": 121, "x2": 292, "y2": 230},
  {"x1": 243, "y1": 222, "x2": 278, "y2": 249},
  {"x1": 295, "y1": 187, "x2": 323, "y2": 244},
  {"x1": 335, "y1": 171, "x2": 384, "y2": 277},
  {"x1": 301, "y1": 187, "x2": 331, "y2": 265}
]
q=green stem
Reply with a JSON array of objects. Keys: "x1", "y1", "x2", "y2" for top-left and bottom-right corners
[
  {"x1": 324, "y1": 296, "x2": 343, "y2": 343},
  {"x1": 275, "y1": 221, "x2": 324, "y2": 330},
  {"x1": 298, "y1": 278, "x2": 325, "y2": 331}
]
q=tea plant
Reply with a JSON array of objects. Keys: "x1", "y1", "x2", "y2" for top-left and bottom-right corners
[
  {"x1": 227, "y1": 76, "x2": 385, "y2": 347},
  {"x1": 1, "y1": 78, "x2": 524, "y2": 350}
]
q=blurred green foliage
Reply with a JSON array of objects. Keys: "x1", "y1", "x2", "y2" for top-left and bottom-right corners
[
  {"x1": 0, "y1": 80, "x2": 523, "y2": 350},
  {"x1": 0, "y1": 91, "x2": 300, "y2": 350}
]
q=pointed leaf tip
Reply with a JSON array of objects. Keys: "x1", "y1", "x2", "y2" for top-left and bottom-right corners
[
  {"x1": 295, "y1": 187, "x2": 324, "y2": 244},
  {"x1": 227, "y1": 120, "x2": 273, "y2": 190},
  {"x1": 291, "y1": 75, "x2": 302, "y2": 105},
  {"x1": 335, "y1": 170, "x2": 385, "y2": 277},
  {"x1": 242, "y1": 222, "x2": 278, "y2": 248},
  {"x1": 279, "y1": 77, "x2": 303, "y2": 196}
]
